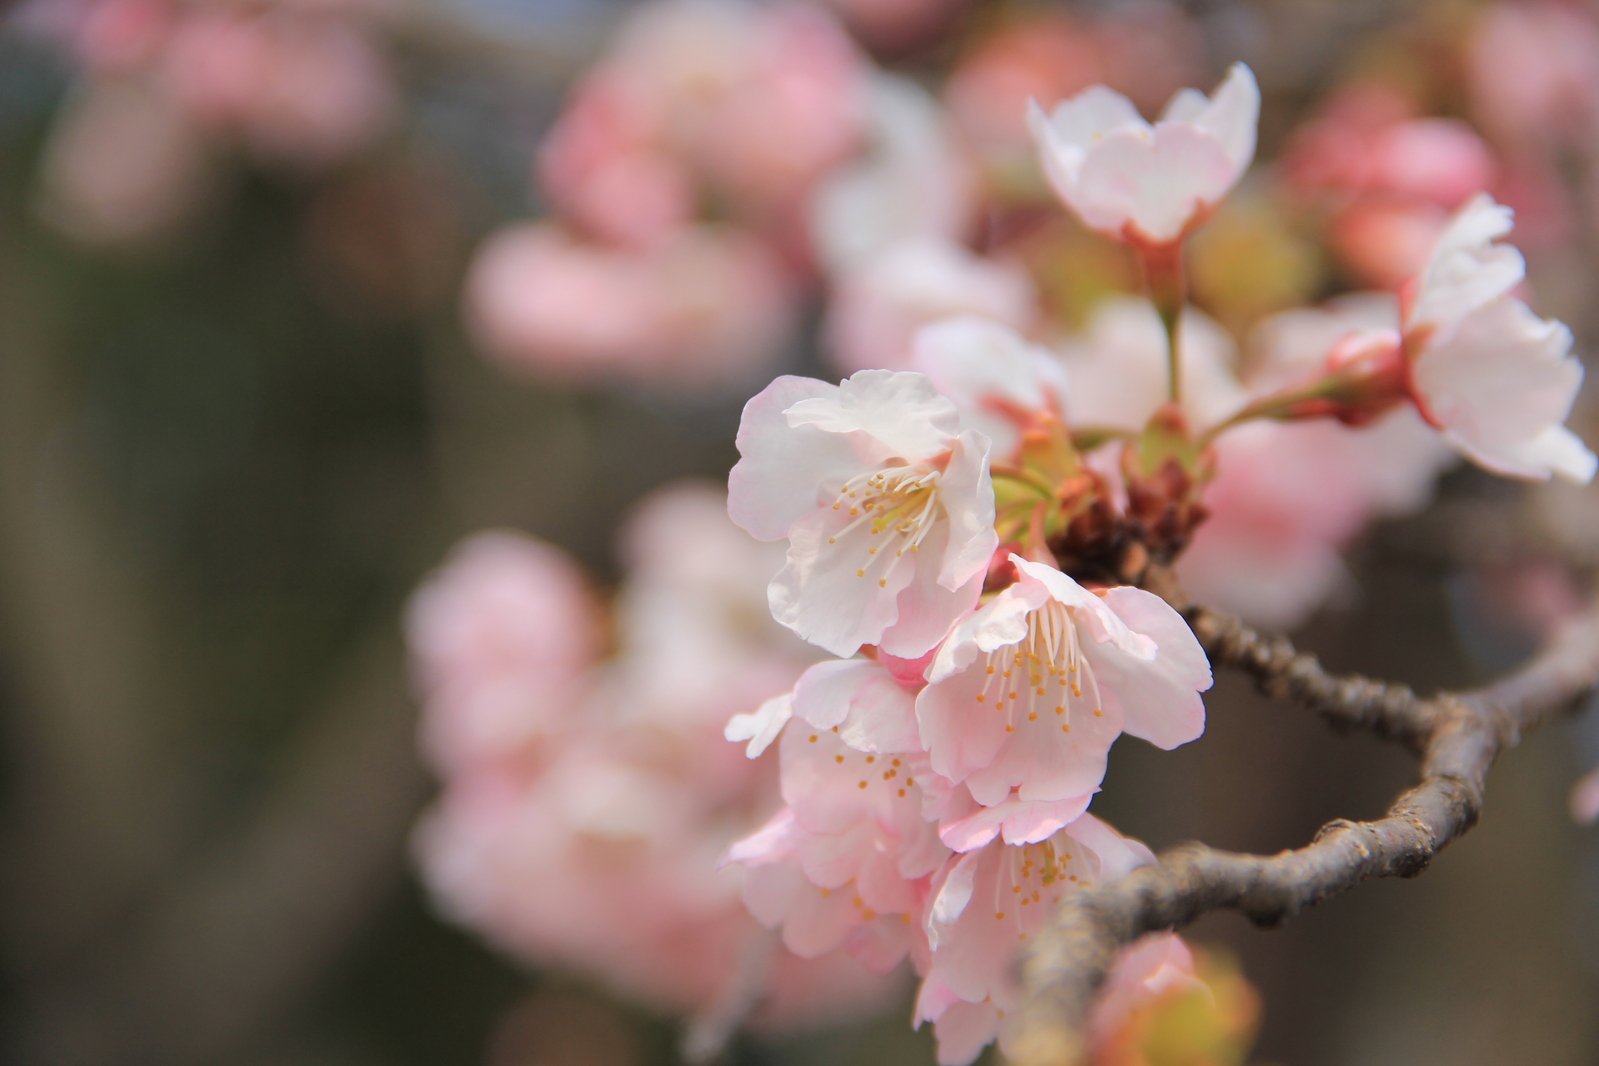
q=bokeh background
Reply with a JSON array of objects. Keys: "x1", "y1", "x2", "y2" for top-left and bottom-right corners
[{"x1": 2, "y1": 1, "x2": 1597, "y2": 1064}]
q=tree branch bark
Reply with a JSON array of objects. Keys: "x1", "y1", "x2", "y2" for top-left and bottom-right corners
[{"x1": 1010, "y1": 594, "x2": 1599, "y2": 1066}]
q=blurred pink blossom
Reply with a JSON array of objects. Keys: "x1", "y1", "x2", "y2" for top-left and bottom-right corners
[
  {"x1": 1279, "y1": 86, "x2": 1497, "y2": 288},
  {"x1": 824, "y1": 240, "x2": 1036, "y2": 374},
  {"x1": 818, "y1": 0, "x2": 967, "y2": 52},
  {"x1": 601, "y1": 0, "x2": 870, "y2": 218},
  {"x1": 810, "y1": 76, "x2": 976, "y2": 272},
  {"x1": 537, "y1": 69, "x2": 696, "y2": 248},
  {"x1": 946, "y1": 5, "x2": 1203, "y2": 166},
  {"x1": 1469, "y1": 1, "x2": 1599, "y2": 148},
  {"x1": 406, "y1": 531, "x2": 602, "y2": 776},
  {"x1": 30, "y1": 0, "x2": 394, "y2": 170},
  {"x1": 1088, "y1": 932, "x2": 1202, "y2": 1049},
  {"x1": 159, "y1": 7, "x2": 393, "y2": 166},
  {"x1": 412, "y1": 484, "x2": 890, "y2": 1028},
  {"x1": 463, "y1": 223, "x2": 797, "y2": 394}
]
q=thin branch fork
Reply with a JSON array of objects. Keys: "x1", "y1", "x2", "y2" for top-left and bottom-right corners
[{"x1": 1010, "y1": 595, "x2": 1599, "y2": 1066}]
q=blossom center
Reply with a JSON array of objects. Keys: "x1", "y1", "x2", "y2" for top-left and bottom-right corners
[
  {"x1": 992, "y1": 838, "x2": 1081, "y2": 931},
  {"x1": 971, "y1": 601, "x2": 1104, "y2": 735},
  {"x1": 826, "y1": 466, "x2": 942, "y2": 587}
]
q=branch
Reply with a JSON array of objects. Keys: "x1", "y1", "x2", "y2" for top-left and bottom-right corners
[
  {"x1": 1010, "y1": 593, "x2": 1599, "y2": 1066},
  {"x1": 1186, "y1": 605, "x2": 1437, "y2": 745}
]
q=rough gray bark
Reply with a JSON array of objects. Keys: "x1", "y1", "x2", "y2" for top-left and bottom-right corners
[{"x1": 1010, "y1": 594, "x2": 1599, "y2": 1066}]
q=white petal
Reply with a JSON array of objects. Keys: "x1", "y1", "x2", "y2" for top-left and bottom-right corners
[
  {"x1": 1070, "y1": 123, "x2": 1238, "y2": 243},
  {"x1": 784, "y1": 368, "x2": 960, "y2": 460},
  {"x1": 1183, "y1": 62, "x2": 1259, "y2": 173},
  {"x1": 1411, "y1": 297, "x2": 1588, "y2": 479},
  {"x1": 728, "y1": 375, "x2": 855, "y2": 540},
  {"x1": 1094, "y1": 587, "x2": 1211, "y2": 749},
  {"x1": 724, "y1": 691, "x2": 793, "y2": 758},
  {"x1": 1035, "y1": 85, "x2": 1147, "y2": 160},
  {"x1": 925, "y1": 850, "x2": 980, "y2": 948},
  {"x1": 1408, "y1": 195, "x2": 1525, "y2": 333},
  {"x1": 769, "y1": 504, "x2": 918, "y2": 657},
  {"x1": 935, "y1": 430, "x2": 999, "y2": 588}
]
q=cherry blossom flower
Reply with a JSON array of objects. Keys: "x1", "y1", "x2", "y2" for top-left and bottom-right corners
[
  {"x1": 1176, "y1": 298, "x2": 1453, "y2": 628},
  {"x1": 730, "y1": 737, "x2": 947, "y2": 970},
  {"x1": 824, "y1": 241, "x2": 1036, "y2": 375},
  {"x1": 915, "y1": 811, "x2": 1156, "y2": 1064},
  {"x1": 1088, "y1": 932, "x2": 1202, "y2": 1047},
  {"x1": 1402, "y1": 195, "x2": 1596, "y2": 483},
  {"x1": 1278, "y1": 85, "x2": 1496, "y2": 287},
  {"x1": 536, "y1": 68, "x2": 696, "y2": 249},
  {"x1": 604, "y1": 0, "x2": 868, "y2": 216},
  {"x1": 728, "y1": 370, "x2": 997, "y2": 658},
  {"x1": 413, "y1": 484, "x2": 895, "y2": 1030},
  {"x1": 415, "y1": 736, "x2": 895, "y2": 1027},
  {"x1": 1027, "y1": 63, "x2": 1259, "y2": 246},
  {"x1": 917, "y1": 555, "x2": 1210, "y2": 806},
  {"x1": 463, "y1": 223, "x2": 796, "y2": 393},
  {"x1": 911, "y1": 317, "x2": 1067, "y2": 460},
  {"x1": 810, "y1": 76, "x2": 975, "y2": 273},
  {"x1": 405, "y1": 532, "x2": 602, "y2": 776}
]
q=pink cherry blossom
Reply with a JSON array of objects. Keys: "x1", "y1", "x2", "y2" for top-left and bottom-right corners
[
  {"x1": 1275, "y1": 84, "x2": 1498, "y2": 287},
  {"x1": 730, "y1": 733, "x2": 948, "y2": 970},
  {"x1": 159, "y1": 8, "x2": 393, "y2": 167},
  {"x1": 405, "y1": 532, "x2": 602, "y2": 776},
  {"x1": 911, "y1": 317, "x2": 1068, "y2": 460},
  {"x1": 413, "y1": 484, "x2": 895, "y2": 1030},
  {"x1": 1175, "y1": 298, "x2": 1453, "y2": 627},
  {"x1": 1028, "y1": 63, "x2": 1259, "y2": 246},
  {"x1": 726, "y1": 655, "x2": 948, "y2": 971},
  {"x1": 613, "y1": 482, "x2": 817, "y2": 742},
  {"x1": 1402, "y1": 195, "x2": 1596, "y2": 483},
  {"x1": 536, "y1": 68, "x2": 696, "y2": 248},
  {"x1": 1088, "y1": 932, "x2": 1203, "y2": 1049},
  {"x1": 824, "y1": 241, "x2": 1036, "y2": 375},
  {"x1": 416, "y1": 736, "x2": 895, "y2": 1027},
  {"x1": 605, "y1": 0, "x2": 869, "y2": 216},
  {"x1": 1469, "y1": 2, "x2": 1599, "y2": 149},
  {"x1": 915, "y1": 812, "x2": 1156, "y2": 1064},
  {"x1": 917, "y1": 555, "x2": 1209, "y2": 806},
  {"x1": 728, "y1": 370, "x2": 997, "y2": 658},
  {"x1": 463, "y1": 223, "x2": 796, "y2": 393},
  {"x1": 818, "y1": 0, "x2": 966, "y2": 51}
]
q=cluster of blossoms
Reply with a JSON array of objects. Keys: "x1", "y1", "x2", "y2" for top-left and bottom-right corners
[
  {"x1": 462, "y1": 0, "x2": 1225, "y2": 395},
  {"x1": 20, "y1": 0, "x2": 396, "y2": 244},
  {"x1": 721, "y1": 56, "x2": 1594, "y2": 1063},
  {"x1": 465, "y1": 0, "x2": 869, "y2": 393},
  {"x1": 408, "y1": 483, "x2": 897, "y2": 1026}
]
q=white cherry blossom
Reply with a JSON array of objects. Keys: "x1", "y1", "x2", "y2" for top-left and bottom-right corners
[
  {"x1": 1027, "y1": 63, "x2": 1259, "y2": 246},
  {"x1": 729, "y1": 370, "x2": 998, "y2": 658},
  {"x1": 1403, "y1": 195, "x2": 1595, "y2": 483},
  {"x1": 916, "y1": 556, "x2": 1210, "y2": 806}
]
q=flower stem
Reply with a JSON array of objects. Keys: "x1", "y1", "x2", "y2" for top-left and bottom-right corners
[{"x1": 1139, "y1": 242, "x2": 1187, "y2": 407}]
